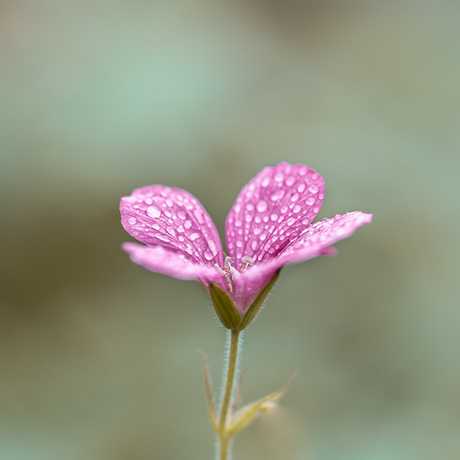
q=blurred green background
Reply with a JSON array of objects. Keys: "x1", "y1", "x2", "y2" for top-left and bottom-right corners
[{"x1": 1, "y1": 0, "x2": 459, "y2": 459}]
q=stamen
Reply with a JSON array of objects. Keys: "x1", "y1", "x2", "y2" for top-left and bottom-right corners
[
  {"x1": 215, "y1": 259, "x2": 234, "y2": 293},
  {"x1": 240, "y1": 256, "x2": 254, "y2": 273}
]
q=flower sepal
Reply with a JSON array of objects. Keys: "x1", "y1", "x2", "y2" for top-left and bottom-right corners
[{"x1": 209, "y1": 269, "x2": 281, "y2": 330}]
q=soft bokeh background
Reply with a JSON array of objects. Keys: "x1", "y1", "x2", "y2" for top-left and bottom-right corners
[{"x1": 1, "y1": 0, "x2": 459, "y2": 459}]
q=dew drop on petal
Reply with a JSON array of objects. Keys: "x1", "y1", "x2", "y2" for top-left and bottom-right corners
[
  {"x1": 184, "y1": 220, "x2": 192, "y2": 229},
  {"x1": 255, "y1": 216, "x2": 262, "y2": 223},
  {"x1": 297, "y1": 183, "x2": 306, "y2": 193},
  {"x1": 281, "y1": 206, "x2": 288, "y2": 214},
  {"x1": 261, "y1": 177, "x2": 270, "y2": 187},
  {"x1": 145, "y1": 198, "x2": 153, "y2": 205},
  {"x1": 155, "y1": 233, "x2": 170, "y2": 242},
  {"x1": 270, "y1": 190, "x2": 284, "y2": 201},
  {"x1": 253, "y1": 227, "x2": 261, "y2": 235},
  {"x1": 287, "y1": 217, "x2": 296, "y2": 226},
  {"x1": 260, "y1": 234, "x2": 267, "y2": 241},
  {"x1": 309, "y1": 185, "x2": 319, "y2": 194},
  {"x1": 291, "y1": 193, "x2": 299, "y2": 202},
  {"x1": 190, "y1": 233, "x2": 200, "y2": 241},
  {"x1": 274, "y1": 172, "x2": 284, "y2": 182},
  {"x1": 246, "y1": 203, "x2": 254, "y2": 211},
  {"x1": 251, "y1": 240, "x2": 258, "y2": 250},
  {"x1": 128, "y1": 217, "x2": 137, "y2": 225},
  {"x1": 285, "y1": 176, "x2": 295, "y2": 186},
  {"x1": 178, "y1": 235, "x2": 185, "y2": 241},
  {"x1": 245, "y1": 215, "x2": 252, "y2": 222},
  {"x1": 256, "y1": 200, "x2": 267, "y2": 212},
  {"x1": 147, "y1": 206, "x2": 161, "y2": 218},
  {"x1": 236, "y1": 240, "x2": 243, "y2": 247},
  {"x1": 166, "y1": 227, "x2": 176, "y2": 236},
  {"x1": 194, "y1": 209, "x2": 204, "y2": 224},
  {"x1": 293, "y1": 205, "x2": 301, "y2": 213},
  {"x1": 178, "y1": 211, "x2": 186, "y2": 220},
  {"x1": 305, "y1": 197, "x2": 315, "y2": 205},
  {"x1": 235, "y1": 220, "x2": 242, "y2": 227},
  {"x1": 164, "y1": 211, "x2": 172, "y2": 218},
  {"x1": 270, "y1": 213, "x2": 278, "y2": 221},
  {"x1": 204, "y1": 250, "x2": 213, "y2": 261},
  {"x1": 208, "y1": 240, "x2": 218, "y2": 256},
  {"x1": 152, "y1": 223, "x2": 160, "y2": 230}
]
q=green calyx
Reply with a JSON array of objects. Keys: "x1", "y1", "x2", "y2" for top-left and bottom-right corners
[{"x1": 209, "y1": 269, "x2": 280, "y2": 330}]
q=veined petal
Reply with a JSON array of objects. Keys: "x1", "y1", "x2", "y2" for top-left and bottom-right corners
[
  {"x1": 122, "y1": 243, "x2": 223, "y2": 283},
  {"x1": 121, "y1": 185, "x2": 224, "y2": 268},
  {"x1": 233, "y1": 211, "x2": 372, "y2": 312},
  {"x1": 225, "y1": 162, "x2": 324, "y2": 270}
]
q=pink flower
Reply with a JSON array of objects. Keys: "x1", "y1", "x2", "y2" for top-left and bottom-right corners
[{"x1": 121, "y1": 162, "x2": 372, "y2": 326}]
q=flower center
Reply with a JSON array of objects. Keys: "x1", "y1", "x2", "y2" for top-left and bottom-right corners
[{"x1": 214, "y1": 256, "x2": 254, "y2": 293}]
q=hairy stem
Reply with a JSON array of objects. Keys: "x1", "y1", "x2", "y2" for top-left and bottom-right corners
[{"x1": 217, "y1": 329, "x2": 241, "y2": 460}]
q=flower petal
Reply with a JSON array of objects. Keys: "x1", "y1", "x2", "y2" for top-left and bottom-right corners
[
  {"x1": 225, "y1": 162, "x2": 324, "y2": 270},
  {"x1": 232, "y1": 211, "x2": 372, "y2": 312},
  {"x1": 122, "y1": 242, "x2": 222, "y2": 283},
  {"x1": 121, "y1": 185, "x2": 224, "y2": 267}
]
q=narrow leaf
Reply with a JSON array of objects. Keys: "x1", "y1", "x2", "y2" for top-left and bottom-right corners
[
  {"x1": 238, "y1": 269, "x2": 281, "y2": 330},
  {"x1": 209, "y1": 283, "x2": 241, "y2": 330},
  {"x1": 227, "y1": 371, "x2": 297, "y2": 437},
  {"x1": 199, "y1": 350, "x2": 218, "y2": 432}
]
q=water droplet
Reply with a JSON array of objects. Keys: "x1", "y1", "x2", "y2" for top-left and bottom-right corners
[
  {"x1": 287, "y1": 217, "x2": 295, "y2": 226},
  {"x1": 260, "y1": 234, "x2": 267, "y2": 241},
  {"x1": 261, "y1": 177, "x2": 270, "y2": 187},
  {"x1": 178, "y1": 211, "x2": 186, "y2": 220},
  {"x1": 238, "y1": 229, "x2": 243, "y2": 235},
  {"x1": 145, "y1": 198, "x2": 153, "y2": 205},
  {"x1": 166, "y1": 227, "x2": 176, "y2": 236},
  {"x1": 299, "y1": 168, "x2": 307, "y2": 176},
  {"x1": 190, "y1": 233, "x2": 200, "y2": 241},
  {"x1": 246, "y1": 203, "x2": 254, "y2": 211},
  {"x1": 185, "y1": 247, "x2": 193, "y2": 255},
  {"x1": 236, "y1": 240, "x2": 243, "y2": 247},
  {"x1": 128, "y1": 217, "x2": 137, "y2": 225},
  {"x1": 177, "y1": 226, "x2": 184, "y2": 233},
  {"x1": 270, "y1": 189, "x2": 284, "y2": 201},
  {"x1": 270, "y1": 213, "x2": 278, "y2": 221},
  {"x1": 313, "y1": 207, "x2": 319, "y2": 214},
  {"x1": 274, "y1": 172, "x2": 284, "y2": 182},
  {"x1": 251, "y1": 240, "x2": 258, "y2": 250},
  {"x1": 268, "y1": 247, "x2": 275, "y2": 254},
  {"x1": 178, "y1": 235, "x2": 185, "y2": 241},
  {"x1": 184, "y1": 220, "x2": 192, "y2": 229},
  {"x1": 204, "y1": 250, "x2": 213, "y2": 261},
  {"x1": 256, "y1": 200, "x2": 267, "y2": 212},
  {"x1": 285, "y1": 176, "x2": 295, "y2": 186},
  {"x1": 297, "y1": 183, "x2": 306, "y2": 193},
  {"x1": 194, "y1": 209, "x2": 204, "y2": 224},
  {"x1": 291, "y1": 193, "x2": 299, "y2": 202},
  {"x1": 235, "y1": 204, "x2": 241, "y2": 213},
  {"x1": 305, "y1": 197, "x2": 315, "y2": 205},
  {"x1": 281, "y1": 206, "x2": 288, "y2": 214},
  {"x1": 152, "y1": 223, "x2": 160, "y2": 230},
  {"x1": 263, "y1": 216, "x2": 269, "y2": 222},
  {"x1": 164, "y1": 211, "x2": 172, "y2": 218},
  {"x1": 309, "y1": 185, "x2": 319, "y2": 194},
  {"x1": 132, "y1": 231, "x2": 139, "y2": 236},
  {"x1": 255, "y1": 216, "x2": 261, "y2": 223},
  {"x1": 209, "y1": 241, "x2": 218, "y2": 255},
  {"x1": 293, "y1": 205, "x2": 301, "y2": 213},
  {"x1": 147, "y1": 206, "x2": 161, "y2": 218},
  {"x1": 155, "y1": 233, "x2": 170, "y2": 242},
  {"x1": 235, "y1": 220, "x2": 242, "y2": 227},
  {"x1": 245, "y1": 215, "x2": 252, "y2": 222},
  {"x1": 253, "y1": 228, "x2": 261, "y2": 235}
]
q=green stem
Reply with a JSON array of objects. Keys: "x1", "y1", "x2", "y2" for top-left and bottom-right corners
[{"x1": 218, "y1": 329, "x2": 241, "y2": 460}]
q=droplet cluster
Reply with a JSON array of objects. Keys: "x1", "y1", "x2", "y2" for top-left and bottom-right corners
[
  {"x1": 226, "y1": 162, "x2": 325, "y2": 269},
  {"x1": 121, "y1": 185, "x2": 223, "y2": 266},
  {"x1": 280, "y1": 212, "x2": 370, "y2": 257}
]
